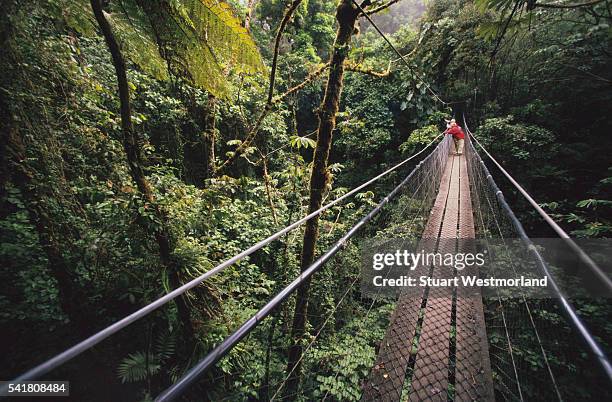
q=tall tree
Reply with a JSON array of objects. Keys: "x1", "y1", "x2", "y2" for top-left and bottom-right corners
[
  {"x1": 90, "y1": 0, "x2": 194, "y2": 339},
  {"x1": 284, "y1": 0, "x2": 366, "y2": 394}
]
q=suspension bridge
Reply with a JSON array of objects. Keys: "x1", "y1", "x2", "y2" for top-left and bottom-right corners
[
  {"x1": 362, "y1": 138, "x2": 494, "y2": 402},
  {"x1": 3, "y1": 116, "x2": 610, "y2": 401}
]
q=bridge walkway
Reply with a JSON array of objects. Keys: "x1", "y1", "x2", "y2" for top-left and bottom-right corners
[{"x1": 362, "y1": 153, "x2": 494, "y2": 402}]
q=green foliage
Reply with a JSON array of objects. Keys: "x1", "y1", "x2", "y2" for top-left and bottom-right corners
[
  {"x1": 2, "y1": 0, "x2": 611, "y2": 400},
  {"x1": 399, "y1": 124, "x2": 440, "y2": 154},
  {"x1": 303, "y1": 303, "x2": 393, "y2": 401},
  {"x1": 565, "y1": 170, "x2": 612, "y2": 237},
  {"x1": 475, "y1": 116, "x2": 565, "y2": 190},
  {"x1": 118, "y1": 351, "x2": 161, "y2": 383},
  {"x1": 290, "y1": 135, "x2": 317, "y2": 149},
  {"x1": 53, "y1": 0, "x2": 265, "y2": 97},
  {"x1": 0, "y1": 197, "x2": 64, "y2": 324},
  {"x1": 117, "y1": 330, "x2": 177, "y2": 384}
]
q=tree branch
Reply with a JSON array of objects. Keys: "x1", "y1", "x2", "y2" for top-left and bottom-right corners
[
  {"x1": 267, "y1": 0, "x2": 303, "y2": 104},
  {"x1": 215, "y1": 62, "x2": 330, "y2": 175},
  {"x1": 345, "y1": 61, "x2": 390, "y2": 77},
  {"x1": 217, "y1": 0, "x2": 303, "y2": 174},
  {"x1": 534, "y1": 0, "x2": 605, "y2": 9},
  {"x1": 272, "y1": 62, "x2": 331, "y2": 103},
  {"x1": 362, "y1": 0, "x2": 402, "y2": 16}
]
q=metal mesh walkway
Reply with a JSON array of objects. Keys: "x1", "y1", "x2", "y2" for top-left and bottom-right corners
[{"x1": 362, "y1": 153, "x2": 494, "y2": 401}]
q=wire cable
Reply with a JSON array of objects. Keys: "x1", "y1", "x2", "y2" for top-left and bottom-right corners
[
  {"x1": 352, "y1": 0, "x2": 448, "y2": 105},
  {"x1": 4, "y1": 134, "x2": 442, "y2": 389},
  {"x1": 154, "y1": 137, "x2": 449, "y2": 401},
  {"x1": 468, "y1": 139, "x2": 556, "y2": 400},
  {"x1": 269, "y1": 275, "x2": 360, "y2": 401},
  {"x1": 465, "y1": 120, "x2": 612, "y2": 384},
  {"x1": 464, "y1": 116, "x2": 612, "y2": 294},
  {"x1": 274, "y1": 152, "x2": 441, "y2": 401},
  {"x1": 321, "y1": 162, "x2": 444, "y2": 401}
]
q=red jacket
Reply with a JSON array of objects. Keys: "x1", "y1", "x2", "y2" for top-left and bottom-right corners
[{"x1": 446, "y1": 125, "x2": 465, "y2": 140}]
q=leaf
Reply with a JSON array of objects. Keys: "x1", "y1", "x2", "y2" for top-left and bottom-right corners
[
  {"x1": 290, "y1": 135, "x2": 316, "y2": 150},
  {"x1": 227, "y1": 139, "x2": 243, "y2": 147},
  {"x1": 117, "y1": 351, "x2": 160, "y2": 383},
  {"x1": 54, "y1": 0, "x2": 265, "y2": 97},
  {"x1": 154, "y1": 331, "x2": 176, "y2": 362},
  {"x1": 577, "y1": 199, "x2": 612, "y2": 209}
]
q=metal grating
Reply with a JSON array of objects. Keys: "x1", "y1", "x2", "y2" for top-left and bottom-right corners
[{"x1": 362, "y1": 154, "x2": 493, "y2": 402}]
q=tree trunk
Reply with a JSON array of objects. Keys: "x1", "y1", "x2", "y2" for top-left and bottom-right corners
[
  {"x1": 244, "y1": 0, "x2": 257, "y2": 30},
  {"x1": 90, "y1": 0, "x2": 194, "y2": 340},
  {"x1": 204, "y1": 93, "x2": 217, "y2": 178},
  {"x1": 284, "y1": 0, "x2": 360, "y2": 395}
]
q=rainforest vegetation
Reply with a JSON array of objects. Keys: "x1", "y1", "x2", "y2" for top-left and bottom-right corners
[{"x1": 1, "y1": 0, "x2": 610, "y2": 401}]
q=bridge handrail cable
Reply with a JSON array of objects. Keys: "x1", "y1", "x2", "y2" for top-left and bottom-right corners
[
  {"x1": 154, "y1": 136, "x2": 451, "y2": 401},
  {"x1": 4, "y1": 133, "x2": 442, "y2": 391},
  {"x1": 464, "y1": 117, "x2": 612, "y2": 293},
  {"x1": 464, "y1": 118, "x2": 612, "y2": 383}
]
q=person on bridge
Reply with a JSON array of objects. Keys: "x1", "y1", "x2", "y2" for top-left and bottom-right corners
[{"x1": 445, "y1": 119, "x2": 465, "y2": 156}]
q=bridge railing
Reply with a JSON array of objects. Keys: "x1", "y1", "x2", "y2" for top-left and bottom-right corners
[
  {"x1": 4, "y1": 134, "x2": 453, "y2": 400},
  {"x1": 153, "y1": 135, "x2": 453, "y2": 401},
  {"x1": 463, "y1": 122, "x2": 611, "y2": 401}
]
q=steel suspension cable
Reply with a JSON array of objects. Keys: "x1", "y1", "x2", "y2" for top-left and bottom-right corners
[
  {"x1": 269, "y1": 274, "x2": 360, "y2": 401},
  {"x1": 467, "y1": 149, "x2": 523, "y2": 400},
  {"x1": 272, "y1": 177, "x2": 428, "y2": 401},
  {"x1": 483, "y1": 185, "x2": 562, "y2": 399},
  {"x1": 303, "y1": 154, "x2": 443, "y2": 401},
  {"x1": 321, "y1": 156, "x2": 446, "y2": 401},
  {"x1": 463, "y1": 116, "x2": 612, "y2": 294},
  {"x1": 464, "y1": 121, "x2": 612, "y2": 384},
  {"x1": 351, "y1": 0, "x2": 448, "y2": 105},
  {"x1": 154, "y1": 138, "x2": 449, "y2": 401},
  {"x1": 4, "y1": 134, "x2": 441, "y2": 388},
  {"x1": 468, "y1": 138, "x2": 558, "y2": 399}
]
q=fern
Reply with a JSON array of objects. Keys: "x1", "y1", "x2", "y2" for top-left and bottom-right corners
[
  {"x1": 117, "y1": 351, "x2": 161, "y2": 383},
  {"x1": 154, "y1": 330, "x2": 176, "y2": 363},
  {"x1": 106, "y1": 4, "x2": 170, "y2": 81},
  {"x1": 476, "y1": 14, "x2": 533, "y2": 40},
  {"x1": 51, "y1": 0, "x2": 265, "y2": 97},
  {"x1": 475, "y1": 0, "x2": 518, "y2": 11},
  {"x1": 116, "y1": 329, "x2": 177, "y2": 384}
]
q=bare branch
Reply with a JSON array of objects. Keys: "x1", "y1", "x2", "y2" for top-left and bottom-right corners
[{"x1": 267, "y1": 0, "x2": 303, "y2": 104}]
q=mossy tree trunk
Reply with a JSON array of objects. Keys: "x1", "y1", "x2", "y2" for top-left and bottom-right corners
[
  {"x1": 90, "y1": 0, "x2": 194, "y2": 340},
  {"x1": 204, "y1": 93, "x2": 217, "y2": 178},
  {"x1": 284, "y1": 0, "x2": 362, "y2": 395}
]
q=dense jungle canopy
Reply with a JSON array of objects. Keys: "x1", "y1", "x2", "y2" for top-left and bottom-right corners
[{"x1": 1, "y1": 0, "x2": 610, "y2": 401}]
